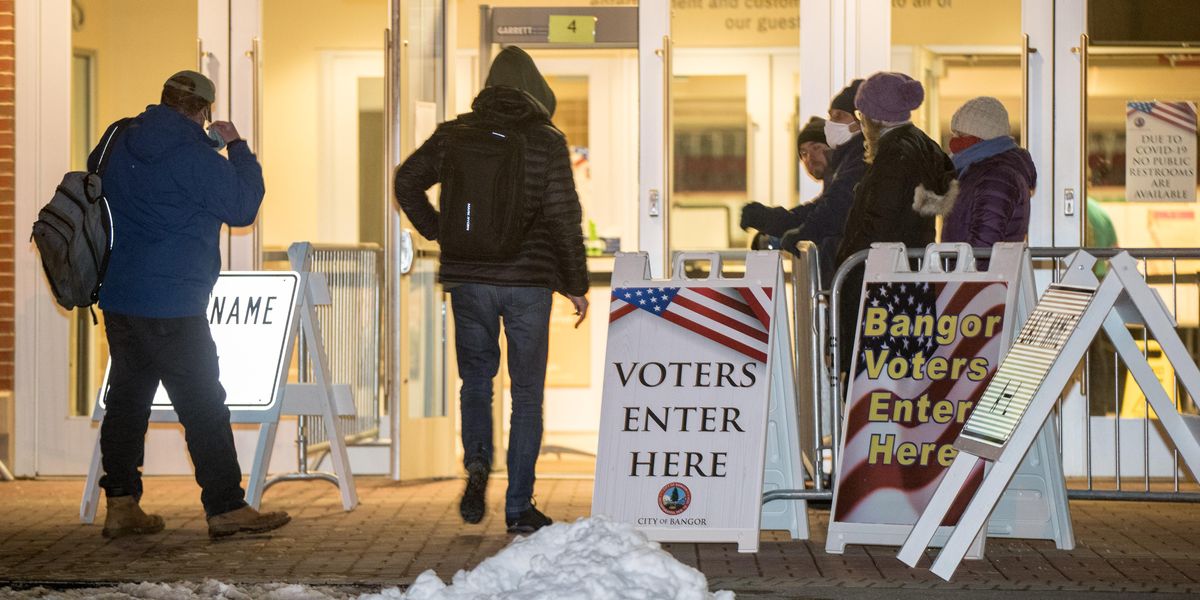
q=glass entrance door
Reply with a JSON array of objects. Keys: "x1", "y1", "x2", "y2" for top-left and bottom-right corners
[
  {"x1": 391, "y1": 0, "x2": 457, "y2": 481},
  {"x1": 43, "y1": 0, "x2": 208, "y2": 475}
]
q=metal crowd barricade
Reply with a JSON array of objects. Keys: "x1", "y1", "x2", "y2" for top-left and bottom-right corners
[
  {"x1": 301, "y1": 245, "x2": 384, "y2": 449},
  {"x1": 263, "y1": 244, "x2": 384, "y2": 467}
]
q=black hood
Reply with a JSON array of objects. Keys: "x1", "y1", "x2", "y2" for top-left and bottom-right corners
[
  {"x1": 484, "y1": 46, "x2": 556, "y2": 117},
  {"x1": 470, "y1": 86, "x2": 552, "y2": 127}
]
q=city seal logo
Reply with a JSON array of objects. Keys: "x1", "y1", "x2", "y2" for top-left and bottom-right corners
[
  {"x1": 1135, "y1": 116, "x2": 1146, "y2": 128},
  {"x1": 658, "y1": 482, "x2": 692, "y2": 515}
]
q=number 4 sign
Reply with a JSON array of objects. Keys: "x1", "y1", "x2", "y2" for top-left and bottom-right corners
[{"x1": 548, "y1": 15, "x2": 597, "y2": 44}]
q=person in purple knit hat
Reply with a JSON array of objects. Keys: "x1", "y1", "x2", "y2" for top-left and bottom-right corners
[{"x1": 834, "y1": 71, "x2": 957, "y2": 377}]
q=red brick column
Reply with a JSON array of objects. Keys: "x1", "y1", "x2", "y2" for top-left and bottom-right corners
[{"x1": 0, "y1": 0, "x2": 12, "y2": 394}]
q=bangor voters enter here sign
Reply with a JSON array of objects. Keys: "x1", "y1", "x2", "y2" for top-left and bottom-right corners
[{"x1": 834, "y1": 280, "x2": 1009, "y2": 526}]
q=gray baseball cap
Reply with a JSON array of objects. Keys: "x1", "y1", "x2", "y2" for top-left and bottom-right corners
[{"x1": 163, "y1": 70, "x2": 216, "y2": 103}]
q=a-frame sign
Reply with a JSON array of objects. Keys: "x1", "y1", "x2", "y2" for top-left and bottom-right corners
[{"x1": 899, "y1": 250, "x2": 1200, "y2": 580}]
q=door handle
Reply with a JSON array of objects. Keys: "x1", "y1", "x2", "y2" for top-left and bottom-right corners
[{"x1": 400, "y1": 229, "x2": 414, "y2": 275}]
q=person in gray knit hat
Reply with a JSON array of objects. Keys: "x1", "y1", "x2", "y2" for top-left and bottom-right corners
[
  {"x1": 918, "y1": 96, "x2": 1035, "y2": 251},
  {"x1": 834, "y1": 71, "x2": 956, "y2": 376}
]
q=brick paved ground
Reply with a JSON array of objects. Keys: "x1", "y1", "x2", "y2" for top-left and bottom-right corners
[{"x1": 2, "y1": 476, "x2": 1200, "y2": 596}]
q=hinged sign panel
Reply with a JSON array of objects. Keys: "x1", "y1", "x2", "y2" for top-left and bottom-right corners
[
  {"x1": 957, "y1": 284, "x2": 1096, "y2": 460},
  {"x1": 95, "y1": 272, "x2": 300, "y2": 419}
]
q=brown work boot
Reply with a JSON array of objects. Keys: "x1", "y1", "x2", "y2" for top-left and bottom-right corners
[
  {"x1": 207, "y1": 505, "x2": 291, "y2": 538},
  {"x1": 102, "y1": 496, "x2": 165, "y2": 538}
]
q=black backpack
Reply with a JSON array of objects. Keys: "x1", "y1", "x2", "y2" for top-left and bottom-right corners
[
  {"x1": 437, "y1": 122, "x2": 529, "y2": 262},
  {"x1": 31, "y1": 118, "x2": 130, "y2": 314}
]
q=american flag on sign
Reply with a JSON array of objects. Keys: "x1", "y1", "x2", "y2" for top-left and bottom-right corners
[
  {"x1": 609, "y1": 286, "x2": 773, "y2": 362},
  {"x1": 1128, "y1": 101, "x2": 1198, "y2": 134},
  {"x1": 834, "y1": 281, "x2": 1007, "y2": 525}
]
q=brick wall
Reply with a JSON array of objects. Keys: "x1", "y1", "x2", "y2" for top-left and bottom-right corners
[
  {"x1": 0, "y1": 1, "x2": 12, "y2": 396},
  {"x1": 0, "y1": 0, "x2": 12, "y2": 468}
]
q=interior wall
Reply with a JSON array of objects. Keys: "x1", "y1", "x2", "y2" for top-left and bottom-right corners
[
  {"x1": 71, "y1": 0, "x2": 196, "y2": 145},
  {"x1": 261, "y1": 0, "x2": 387, "y2": 249},
  {"x1": 892, "y1": 0, "x2": 1021, "y2": 46}
]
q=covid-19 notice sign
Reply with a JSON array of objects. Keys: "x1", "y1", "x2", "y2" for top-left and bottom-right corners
[
  {"x1": 593, "y1": 255, "x2": 785, "y2": 551},
  {"x1": 831, "y1": 280, "x2": 1010, "y2": 527}
]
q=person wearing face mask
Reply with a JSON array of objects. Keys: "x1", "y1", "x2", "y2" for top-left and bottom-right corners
[
  {"x1": 739, "y1": 82, "x2": 867, "y2": 280},
  {"x1": 89, "y1": 70, "x2": 289, "y2": 539},
  {"x1": 916, "y1": 96, "x2": 1035, "y2": 250},
  {"x1": 739, "y1": 117, "x2": 830, "y2": 243},
  {"x1": 834, "y1": 72, "x2": 957, "y2": 376}
]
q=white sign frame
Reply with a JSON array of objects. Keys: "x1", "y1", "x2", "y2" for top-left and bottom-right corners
[
  {"x1": 592, "y1": 251, "x2": 803, "y2": 553},
  {"x1": 826, "y1": 243, "x2": 1072, "y2": 557}
]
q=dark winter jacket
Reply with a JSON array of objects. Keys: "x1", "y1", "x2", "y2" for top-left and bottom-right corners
[
  {"x1": 751, "y1": 133, "x2": 867, "y2": 240},
  {"x1": 91, "y1": 104, "x2": 264, "y2": 318},
  {"x1": 834, "y1": 123, "x2": 955, "y2": 375},
  {"x1": 393, "y1": 64, "x2": 588, "y2": 296},
  {"x1": 835, "y1": 124, "x2": 956, "y2": 265},
  {"x1": 775, "y1": 133, "x2": 867, "y2": 285},
  {"x1": 924, "y1": 146, "x2": 1036, "y2": 248}
]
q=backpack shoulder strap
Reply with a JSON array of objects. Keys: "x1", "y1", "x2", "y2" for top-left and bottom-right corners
[{"x1": 91, "y1": 118, "x2": 133, "y2": 176}]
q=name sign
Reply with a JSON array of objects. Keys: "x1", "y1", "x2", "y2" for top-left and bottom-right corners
[
  {"x1": 97, "y1": 272, "x2": 300, "y2": 415},
  {"x1": 957, "y1": 284, "x2": 1095, "y2": 459}
]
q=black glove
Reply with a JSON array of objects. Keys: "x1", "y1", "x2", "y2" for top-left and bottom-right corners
[
  {"x1": 780, "y1": 227, "x2": 806, "y2": 254},
  {"x1": 739, "y1": 202, "x2": 770, "y2": 231}
]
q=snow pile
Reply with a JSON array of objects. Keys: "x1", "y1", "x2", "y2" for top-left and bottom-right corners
[
  {"x1": 0, "y1": 517, "x2": 732, "y2": 600},
  {"x1": 371, "y1": 516, "x2": 732, "y2": 600}
]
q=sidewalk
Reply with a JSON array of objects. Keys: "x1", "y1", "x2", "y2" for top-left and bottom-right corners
[{"x1": 2, "y1": 476, "x2": 1200, "y2": 596}]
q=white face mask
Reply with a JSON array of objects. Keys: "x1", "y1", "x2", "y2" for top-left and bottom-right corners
[{"x1": 824, "y1": 120, "x2": 855, "y2": 149}]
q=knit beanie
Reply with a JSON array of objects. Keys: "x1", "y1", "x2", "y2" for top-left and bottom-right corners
[
  {"x1": 796, "y1": 116, "x2": 827, "y2": 147},
  {"x1": 950, "y1": 96, "x2": 1011, "y2": 140},
  {"x1": 830, "y1": 79, "x2": 863, "y2": 114},
  {"x1": 854, "y1": 72, "x2": 924, "y2": 123}
]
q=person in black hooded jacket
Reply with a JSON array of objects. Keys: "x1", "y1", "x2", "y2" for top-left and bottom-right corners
[
  {"x1": 834, "y1": 72, "x2": 957, "y2": 377},
  {"x1": 393, "y1": 46, "x2": 588, "y2": 534}
]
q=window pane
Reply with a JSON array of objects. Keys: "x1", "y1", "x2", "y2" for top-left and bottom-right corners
[{"x1": 69, "y1": 0, "x2": 199, "y2": 416}]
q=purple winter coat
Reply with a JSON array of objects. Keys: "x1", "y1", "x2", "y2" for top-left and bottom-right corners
[{"x1": 938, "y1": 147, "x2": 1036, "y2": 247}]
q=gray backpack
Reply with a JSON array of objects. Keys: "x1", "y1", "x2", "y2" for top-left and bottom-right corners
[{"x1": 31, "y1": 119, "x2": 129, "y2": 314}]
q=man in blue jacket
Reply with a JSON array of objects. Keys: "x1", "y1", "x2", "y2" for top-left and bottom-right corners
[
  {"x1": 90, "y1": 71, "x2": 290, "y2": 538},
  {"x1": 739, "y1": 80, "x2": 867, "y2": 286}
]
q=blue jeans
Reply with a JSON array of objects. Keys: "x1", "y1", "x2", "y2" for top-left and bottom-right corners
[
  {"x1": 449, "y1": 283, "x2": 552, "y2": 518},
  {"x1": 100, "y1": 313, "x2": 248, "y2": 518}
]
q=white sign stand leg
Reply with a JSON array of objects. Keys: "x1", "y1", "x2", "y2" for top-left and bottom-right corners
[
  {"x1": 760, "y1": 298, "x2": 808, "y2": 539},
  {"x1": 247, "y1": 242, "x2": 358, "y2": 511},
  {"x1": 0, "y1": 460, "x2": 12, "y2": 481},
  {"x1": 80, "y1": 432, "x2": 103, "y2": 522}
]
